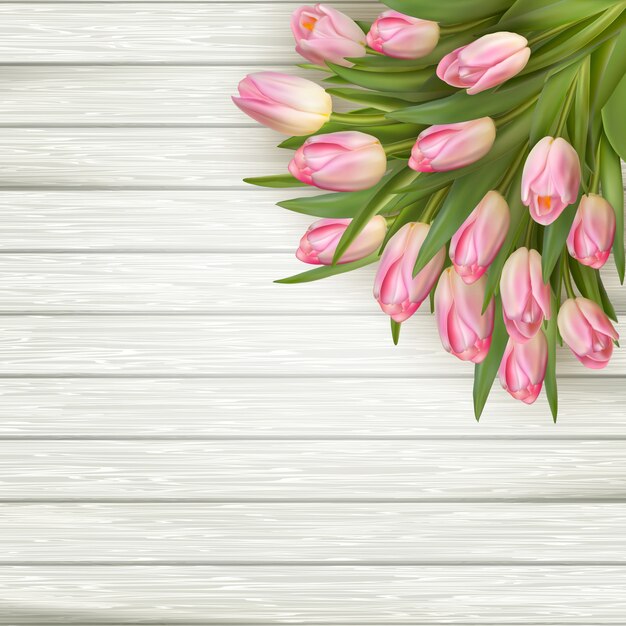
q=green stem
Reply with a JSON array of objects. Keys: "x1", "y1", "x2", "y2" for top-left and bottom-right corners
[
  {"x1": 589, "y1": 140, "x2": 602, "y2": 194},
  {"x1": 439, "y1": 16, "x2": 496, "y2": 35},
  {"x1": 527, "y1": 22, "x2": 576, "y2": 48},
  {"x1": 496, "y1": 144, "x2": 528, "y2": 195},
  {"x1": 384, "y1": 138, "x2": 416, "y2": 156},
  {"x1": 524, "y1": 218, "x2": 534, "y2": 249},
  {"x1": 494, "y1": 97, "x2": 539, "y2": 128},
  {"x1": 330, "y1": 112, "x2": 390, "y2": 126},
  {"x1": 554, "y1": 74, "x2": 579, "y2": 137},
  {"x1": 421, "y1": 187, "x2": 449, "y2": 224},
  {"x1": 562, "y1": 253, "x2": 576, "y2": 299}
]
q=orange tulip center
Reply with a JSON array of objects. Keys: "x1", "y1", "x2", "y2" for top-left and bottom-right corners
[
  {"x1": 538, "y1": 195, "x2": 552, "y2": 211},
  {"x1": 302, "y1": 16, "x2": 317, "y2": 31}
]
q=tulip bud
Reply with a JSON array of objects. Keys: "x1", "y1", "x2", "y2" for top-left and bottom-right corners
[
  {"x1": 409, "y1": 117, "x2": 496, "y2": 173},
  {"x1": 449, "y1": 190, "x2": 510, "y2": 284},
  {"x1": 522, "y1": 136, "x2": 581, "y2": 225},
  {"x1": 500, "y1": 247, "x2": 551, "y2": 343},
  {"x1": 437, "y1": 32, "x2": 530, "y2": 95},
  {"x1": 288, "y1": 131, "x2": 387, "y2": 192},
  {"x1": 434, "y1": 269, "x2": 495, "y2": 363},
  {"x1": 296, "y1": 216, "x2": 387, "y2": 265},
  {"x1": 558, "y1": 297, "x2": 619, "y2": 369},
  {"x1": 499, "y1": 331, "x2": 548, "y2": 404},
  {"x1": 232, "y1": 72, "x2": 332, "y2": 136},
  {"x1": 366, "y1": 10, "x2": 439, "y2": 60},
  {"x1": 374, "y1": 222, "x2": 445, "y2": 323},
  {"x1": 291, "y1": 4, "x2": 366, "y2": 67},
  {"x1": 567, "y1": 194, "x2": 616, "y2": 269}
]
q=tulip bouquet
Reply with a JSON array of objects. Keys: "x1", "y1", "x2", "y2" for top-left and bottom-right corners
[{"x1": 233, "y1": 0, "x2": 626, "y2": 419}]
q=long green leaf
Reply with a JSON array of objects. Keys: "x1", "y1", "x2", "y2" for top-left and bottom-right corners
[
  {"x1": 590, "y1": 28, "x2": 626, "y2": 114},
  {"x1": 275, "y1": 253, "x2": 379, "y2": 284},
  {"x1": 326, "y1": 89, "x2": 414, "y2": 111},
  {"x1": 277, "y1": 161, "x2": 405, "y2": 218},
  {"x1": 413, "y1": 151, "x2": 516, "y2": 276},
  {"x1": 603, "y1": 72, "x2": 626, "y2": 162},
  {"x1": 389, "y1": 72, "x2": 546, "y2": 125},
  {"x1": 327, "y1": 62, "x2": 433, "y2": 93},
  {"x1": 598, "y1": 274, "x2": 619, "y2": 322},
  {"x1": 473, "y1": 297, "x2": 508, "y2": 421},
  {"x1": 381, "y1": 0, "x2": 511, "y2": 22},
  {"x1": 332, "y1": 167, "x2": 419, "y2": 264},
  {"x1": 390, "y1": 319, "x2": 402, "y2": 346},
  {"x1": 600, "y1": 135, "x2": 625, "y2": 282},
  {"x1": 541, "y1": 203, "x2": 579, "y2": 282},
  {"x1": 571, "y1": 56, "x2": 590, "y2": 167},
  {"x1": 544, "y1": 290, "x2": 559, "y2": 422},
  {"x1": 244, "y1": 174, "x2": 305, "y2": 188}
]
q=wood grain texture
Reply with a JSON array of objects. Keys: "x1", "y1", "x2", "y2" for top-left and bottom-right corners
[
  {"x1": 0, "y1": 315, "x2": 622, "y2": 376},
  {"x1": 0, "y1": 253, "x2": 623, "y2": 313},
  {"x1": 3, "y1": 502, "x2": 626, "y2": 563},
  {"x1": 2, "y1": 377, "x2": 626, "y2": 436},
  {"x1": 1, "y1": 439, "x2": 626, "y2": 500},
  {"x1": 0, "y1": 4, "x2": 379, "y2": 64},
  {"x1": 0, "y1": 66, "x2": 351, "y2": 125},
  {"x1": 0, "y1": 565, "x2": 625, "y2": 623}
]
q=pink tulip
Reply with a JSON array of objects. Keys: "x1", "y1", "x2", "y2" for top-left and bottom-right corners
[
  {"x1": 558, "y1": 297, "x2": 619, "y2": 369},
  {"x1": 409, "y1": 117, "x2": 496, "y2": 173},
  {"x1": 232, "y1": 72, "x2": 332, "y2": 136},
  {"x1": 297, "y1": 216, "x2": 386, "y2": 265},
  {"x1": 567, "y1": 194, "x2": 616, "y2": 269},
  {"x1": 449, "y1": 190, "x2": 510, "y2": 284},
  {"x1": 366, "y1": 10, "x2": 439, "y2": 60},
  {"x1": 291, "y1": 4, "x2": 366, "y2": 67},
  {"x1": 374, "y1": 222, "x2": 445, "y2": 323},
  {"x1": 522, "y1": 136, "x2": 581, "y2": 225},
  {"x1": 499, "y1": 331, "x2": 548, "y2": 405},
  {"x1": 434, "y1": 269, "x2": 495, "y2": 363},
  {"x1": 288, "y1": 131, "x2": 387, "y2": 192},
  {"x1": 500, "y1": 247, "x2": 551, "y2": 343},
  {"x1": 437, "y1": 32, "x2": 530, "y2": 95}
]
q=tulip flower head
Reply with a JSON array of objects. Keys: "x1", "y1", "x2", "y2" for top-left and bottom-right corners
[
  {"x1": 232, "y1": 72, "x2": 332, "y2": 136},
  {"x1": 297, "y1": 216, "x2": 386, "y2": 265},
  {"x1": 567, "y1": 194, "x2": 616, "y2": 269},
  {"x1": 291, "y1": 4, "x2": 366, "y2": 67},
  {"x1": 434, "y1": 269, "x2": 495, "y2": 363},
  {"x1": 449, "y1": 190, "x2": 510, "y2": 284},
  {"x1": 522, "y1": 136, "x2": 581, "y2": 225},
  {"x1": 500, "y1": 247, "x2": 551, "y2": 343},
  {"x1": 366, "y1": 10, "x2": 439, "y2": 60},
  {"x1": 558, "y1": 297, "x2": 619, "y2": 369},
  {"x1": 374, "y1": 222, "x2": 445, "y2": 323},
  {"x1": 499, "y1": 331, "x2": 548, "y2": 404},
  {"x1": 409, "y1": 117, "x2": 496, "y2": 173},
  {"x1": 437, "y1": 32, "x2": 530, "y2": 95},
  {"x1": 288, "y1": 131, "x2": 387, "y2": 192}
]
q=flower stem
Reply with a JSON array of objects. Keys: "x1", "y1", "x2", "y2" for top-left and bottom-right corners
[
  {"x1": 384, "y1": 138, "x2": 416, "y2": 156},
  {"x1": 421, "y1": 186, "x2": 449, "y2": 224},
  {"x1": 588, "y1": 140, "x2": 602, "y2": 194},
  {"x1": 554, "y1": 75, "x2": 578, "y2": 137},
  {"x1": 494, "y1": 97, "x2": 538, "y2": 128},
  {"x1": 562, "y1": 252, "x2": 576, "y2": 299},
  {"x1": 330, "y1": 112, "x2": 391, "y2": 126},
  {"x1": 524, "y1": 218, "x2": 534, "y2": 249},
  {"x1": 496, "y1": 144, "x2": 528, "y2": 195}
]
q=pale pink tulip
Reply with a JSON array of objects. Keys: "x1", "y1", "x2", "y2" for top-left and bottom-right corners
[
  {"x1": 232, "y1": 72, "x2": 332, "y2": 136},
  {"x1": 434, "y1": 269, "x2": 495, "y2": 363},
  {"x1": 288, "y1": 131, "x2": 387, "y2": 192},
  {"x1": 291, "y1": 4, "x2": 366, "y2": 67},
  {"x1": 449, "y1": 190, "x2": 510, "y2": 284},
  {"x1": 522, "y1": 136, "x2": 581, "y2": 225},
  {"x1": 437, "y1": 32, "x2": 530, "y2": 95},
  {"x1": 567, "y1": 194, "x2": 616, "y2": 269},
  {"x1": 373, "y1": 222, "x2": 445, "y2": 323},
  {"x1": 366, "y1": 10, "x2": 439, "y2": 60},
  {"x1": 297, "y1": 216, "x2": 386, "y2": 265},
  {"x1": 499, "y1": 331, "x2": 548, "y2": 404},
  {"x1": 558, "y1": 297, "x2": 619, "y2": 369},
  {"x1": 500, "y1": 247, "x2": 551, "y2": 343},
  {"x1": 409, "y1": 117, "x2": 496, "y2": 173}
]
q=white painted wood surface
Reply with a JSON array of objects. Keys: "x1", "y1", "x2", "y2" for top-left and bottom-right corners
[{"x1": 0, "y1": 1, "x2": 625, "y2": 623}]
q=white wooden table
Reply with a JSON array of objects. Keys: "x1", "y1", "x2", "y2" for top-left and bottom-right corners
[{"x1": 0, "y1": 1, "x2": 625, "y2": 622}]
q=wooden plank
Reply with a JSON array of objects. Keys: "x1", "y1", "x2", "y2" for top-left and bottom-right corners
[
  {"x1": 0, "y1": 253, "x2": 623, "y2": 313},
  {"x1": 1, "y1": 377, "x2": 626, "y2": 437},
  {"x1": 0, "y1": 128, "x2": 292, "y2": 188},
  {"x1": 0, "y1": 4, "x2": 380, "y2": 64},
  {"x1": 0, "y1": 190, "x2": 314, "y2": 252},
  {"x1": 0, "y1": 565, "x2": 624, "y2": 623},
  {"x1": 1, "y1": 439, "x2": 626, "y2": 500},
  {"x1": 0, "y1": 315, "x2": 623, "y2": 377},
  {"x1": 0, "y1": 66, "x2": 351, "y2": 126},
  {"x1": 2, "y1": 502, "x2": 626, "y2": 563}
]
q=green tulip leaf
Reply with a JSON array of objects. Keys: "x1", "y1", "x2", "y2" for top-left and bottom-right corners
[
  {"x1": 390, "y1": 319, "x2": 402, "y2": 345},
  {"x1": 275, "y1": 253, "x2": 379, "y2": 284},
  {"x1": 542, "y1": 203, "x2": 579, "y2": 282},
  {"x1": 244, "y1": 174, "x2": 306, "y2": 188},
  {"x1": 590, "y1": 28, "x2": 626, "y2": 115},
  {"x1": 326, "y1": 88, "x2": 414, "y2": 111},
  {"x1": 381, "y1": 0, "x2": 511, "y2": 23},
  {"x1": 327, "y1": 62, "x2": 434, "y2": 93},
  {"x1": 473, "y1": 297, "x2": 509, "y2": 421},
  {"x1": 603, "y1": 72, "x2": 626, "y2": 162},
  {"x1": 544, "y1": 289, "x2": 559, "y2": 422}
]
